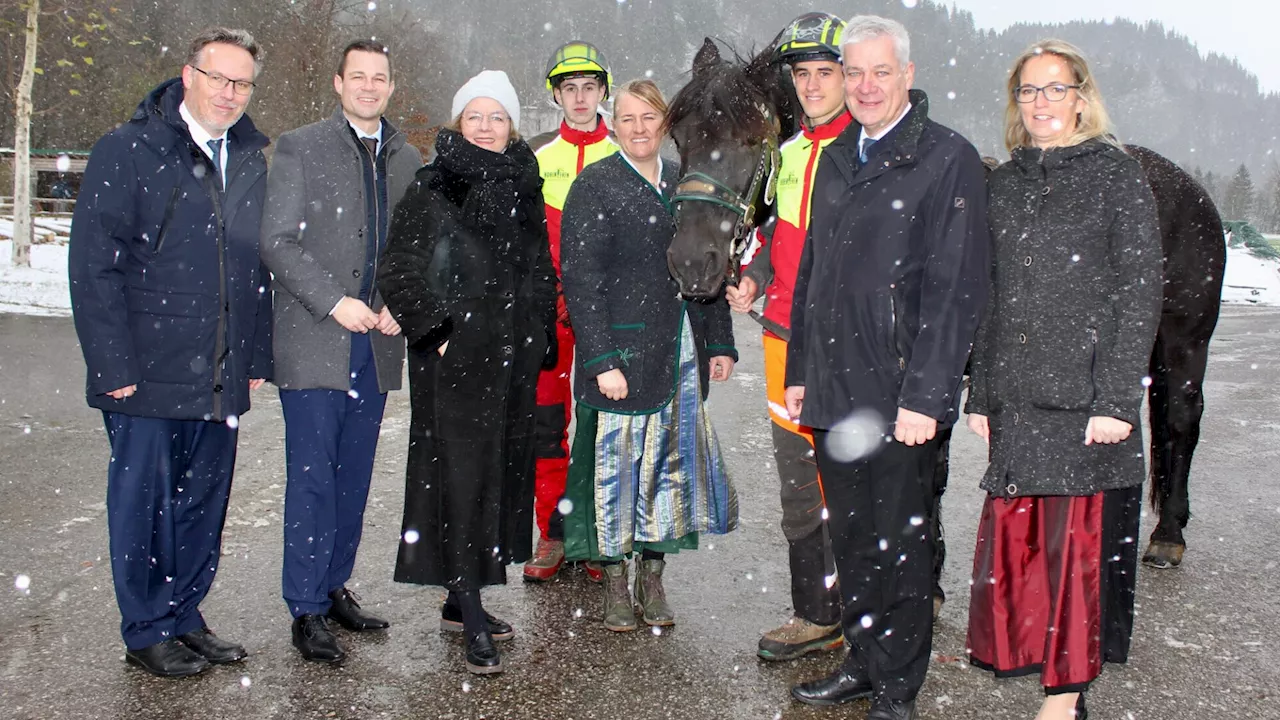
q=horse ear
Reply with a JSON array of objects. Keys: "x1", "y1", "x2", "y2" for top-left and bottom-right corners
[{"x1": 693, "y1": 38, "x2": 721, "y2": 74}]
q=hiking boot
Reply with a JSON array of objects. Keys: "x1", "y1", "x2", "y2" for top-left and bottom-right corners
[
  {"x1": 758, "y1": 616, "x2": 843, "y2": 661},
  {"x1": 523, "y1": 538, "x2": 565, "y2": 582},
  {"x1": 602, "y1": 563, "x2": 637, "y2": 632},
  {"x1": 633, "y1": 559, "x2": 675, "y2": 627}
]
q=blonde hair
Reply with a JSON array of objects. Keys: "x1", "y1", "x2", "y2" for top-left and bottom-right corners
[
  {"x1": 613, "y1": 79, "x2": 668, "y2": 117},
  {"x1": 446, "y1": 113, "x2": 521, "y2": 143},
  {"x1": 1003, "y1": 39, "x2": 1121, "y2": 152}
]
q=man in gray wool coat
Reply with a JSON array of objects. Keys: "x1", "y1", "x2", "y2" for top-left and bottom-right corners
[{"x1": 260, "y1": 39, "x2": 422, "y2": 664}]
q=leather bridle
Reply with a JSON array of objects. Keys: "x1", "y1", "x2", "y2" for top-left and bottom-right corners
[{"x1": 672, "y1": 132, "x2": 781, "y2": 284}]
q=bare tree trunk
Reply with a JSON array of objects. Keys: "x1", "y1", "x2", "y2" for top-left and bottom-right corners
[{"x1": 12, "y1": 0, "x2": 40, "y2": 267}]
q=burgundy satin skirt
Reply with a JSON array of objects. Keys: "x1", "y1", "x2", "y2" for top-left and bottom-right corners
[{"x1": 966, "y1": 486, "x2": 1141, "y2": 693}]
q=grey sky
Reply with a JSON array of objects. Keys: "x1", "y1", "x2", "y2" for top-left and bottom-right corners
[{"x1": 953, "y1": 0, "x2": 1278, "y2": 92}]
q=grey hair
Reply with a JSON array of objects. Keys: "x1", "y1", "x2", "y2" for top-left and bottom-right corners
[
  {"x1": 185, "y1": 27, "x2": 263, "y2": 78},
  {"x1": 839, "y1": 15, "x2": 910, "y2": 67}
]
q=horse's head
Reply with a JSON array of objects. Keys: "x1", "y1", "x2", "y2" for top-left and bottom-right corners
[{"x1": 665, "y1": 38, "x2": 795, "y2": 298}]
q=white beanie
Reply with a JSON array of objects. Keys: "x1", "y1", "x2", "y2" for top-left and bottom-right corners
[{"x1": 451, "y1": 70, "x2": 521, "y2": 130}]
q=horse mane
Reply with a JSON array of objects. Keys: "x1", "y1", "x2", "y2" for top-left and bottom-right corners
[{"x1": 664, "y1": 39, "x2": 796, "y2": 145}]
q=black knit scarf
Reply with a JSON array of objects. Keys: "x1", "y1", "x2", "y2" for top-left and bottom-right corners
[{"x1": 432, "y1": 129, "x2": 542, "y2": 252}]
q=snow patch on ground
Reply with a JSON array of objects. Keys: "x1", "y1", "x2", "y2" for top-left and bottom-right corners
[
  {"x1": 0, "y1": 239, "x2": 71, "y2": 315},
  {"x1": 1222, "y1": 246, "x2": 1280, "y2": 305}
]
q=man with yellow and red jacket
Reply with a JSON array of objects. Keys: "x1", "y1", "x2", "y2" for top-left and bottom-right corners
[
  {"x1": 726, "y1": 12, "x2": 850, "y2": 661},
  {"x1": 524, "y1": 41, "x2": 619, "y2": 582}
]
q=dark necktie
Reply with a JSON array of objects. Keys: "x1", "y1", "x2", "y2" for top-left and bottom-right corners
[
  {"x1": 360, "y1": 136, "x2": 378, "y2": 159},
  {"x1": 207, "y1": 138, "x2": 224, "y2": 190},
  {"x1": 860, "y1": 136, "x2": 877, "y2": 164}
]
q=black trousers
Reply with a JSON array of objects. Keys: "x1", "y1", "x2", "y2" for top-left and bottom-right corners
[
  {"x1": 771, "y1": 422, "x2": 841, "y2": 626},
  {"x1": 813, "y1": 429, "x2": 940, "y2": 702}
]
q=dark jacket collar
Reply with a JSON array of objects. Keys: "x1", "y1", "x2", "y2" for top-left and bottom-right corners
[
  {"x1": 826, "y1": 89, "x2": 930, "y2": 181},
  {"x1": 1009, "y1": 137, "x2": 1122, "y2": 177},
  {"x1": 326, "y1": 106, "x2": 406, "y2": 155},
  {"x1": 610, "y1": 152, "x2": 677, "y2": 213},
  {"x1": 132, "y1": 78, "x2": 269, "y2": 156}
]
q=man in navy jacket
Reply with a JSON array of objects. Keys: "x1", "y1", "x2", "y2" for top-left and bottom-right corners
[
  {"x1": 68, "y1": 27, "x2": 273, "y2": 678},
  {"x1": 784, "y1": 15, "x2": 990, "y2": 720}
]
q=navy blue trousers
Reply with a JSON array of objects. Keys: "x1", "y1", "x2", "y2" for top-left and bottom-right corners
[
  {"x1": 280, "y1": 332, "x2": 387, "y2": 617},
  {"x1": 103, "y1": 412, "x2": 238, "y2": 650}
]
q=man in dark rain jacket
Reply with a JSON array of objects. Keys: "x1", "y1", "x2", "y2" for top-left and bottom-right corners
[
  {"x1": 783, "y1": 15, "x2": 989, "y2": 720},
  {"x1": 68, "y1": 27, "x2": 272, "y2": 678}
]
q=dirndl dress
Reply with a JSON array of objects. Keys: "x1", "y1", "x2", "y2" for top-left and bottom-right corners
[{"x1": 563, "y1": 314, "x2": 738, "y2": 561}]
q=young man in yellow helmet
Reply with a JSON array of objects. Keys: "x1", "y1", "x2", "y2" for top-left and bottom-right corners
[
  {"x1": 725, "y1": 12, "x2": 851, "y2": 662},
  {"x1": 524, "y1": 40, "x2": 620, "y2": 582}
]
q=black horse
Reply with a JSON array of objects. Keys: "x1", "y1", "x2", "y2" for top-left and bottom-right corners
[
  {"x1": 664, "y1": 41, "x2": 1226, "y2": 573},
  {"x1": 664, "y1": 38, "x2": 795, "y2": 298},
  {"x1": 1127, "y1": 145, "x2": 1225, "y2": 569}
]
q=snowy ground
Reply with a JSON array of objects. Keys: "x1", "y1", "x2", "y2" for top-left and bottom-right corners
[{"x1": 2, "y1": 218, "x2": 1280, "y2": 316}]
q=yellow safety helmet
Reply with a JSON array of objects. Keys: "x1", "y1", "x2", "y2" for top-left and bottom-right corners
[
  {"x1": 772, "y1": 12, "x2": 846, "y2": 66},
  {"x1": 545, "y1": 41, "x2": 612, "y2": 98}
]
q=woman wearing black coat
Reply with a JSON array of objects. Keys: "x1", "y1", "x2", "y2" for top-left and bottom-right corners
[
  {"x1": 378, "y1": 70, "x2": 557, "y2": 675},
  {"x1": 964, "y1": 40, "x2": 1163, "y2": 720},
  {"x1": 559, "y1": 81, "x2": 739, "y2": 633}
]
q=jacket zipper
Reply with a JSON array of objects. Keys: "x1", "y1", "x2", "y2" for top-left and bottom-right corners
[
  {"x1": 153, "y1": 187, "x2": 181, "y2": 253},
  {"x1": 889, "y1": 293, "x2": 905, "y2": 370},
  {"x1": 201, "y1": 154, "x2": 229, "y2": 421}
]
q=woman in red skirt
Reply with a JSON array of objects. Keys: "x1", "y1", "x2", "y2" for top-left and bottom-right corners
[{"x1": 965, "y1": 39, "x2": 1163, "y2": 720}]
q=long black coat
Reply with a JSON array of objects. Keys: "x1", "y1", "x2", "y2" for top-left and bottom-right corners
[
  {"x1": 560, "y1": 154, "x2": 737, "y2": 414},
  {"x1": 378, "y1": 130, "x2": 557, "y2": 589},
  {"x1": 786, "y1": 90, "x2": 990, "y2": 430},
  {"x1": 966, "y1": 140, "x2": 1163, "y2": 498},
  {"x1": 69, "y1": 78, "x2": 273, "y2": 421}
]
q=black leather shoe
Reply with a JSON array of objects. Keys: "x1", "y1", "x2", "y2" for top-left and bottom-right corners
[
  {"x1": 292, "y1": 614, "x2": 346, "y2": 663},
  {"x1": 178, "y1": 627, "x2": 247, "y2": 664},
  {"x1": 465, "y1": 630, "x2": 503, "y2": 675},
  {"x1": 790, "y1": 669, "x2": 874, "y2": 706},
  {"x1": 125, "y1": 638, "x2": 210, "y2": 677},
  {"x1": 440, "y1": 603, "x2": 514, "y2": 641},
  {"x1": 327, "y1": 587, "x2": 390, "y2": 631},
  {"x1": 867, "y1": 696, "x2": 917, "y2": 720}
]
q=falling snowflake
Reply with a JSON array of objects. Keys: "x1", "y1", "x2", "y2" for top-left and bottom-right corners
[
  {"x1": 403, "y1": 529, "x2": 420, "y2": 544},
  {"x1": 15, "y1": 574, "x2": 31, "y2": 591}
]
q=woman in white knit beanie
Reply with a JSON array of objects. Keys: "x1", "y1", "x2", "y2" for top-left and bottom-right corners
[{"x1": 379, "y1": 68, "x2": 556, "y2": 676}]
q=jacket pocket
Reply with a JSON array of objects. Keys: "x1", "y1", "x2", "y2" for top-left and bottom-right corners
[
  {"x1": 611, "y1": 323, "x2": 646, "y2": 396},
  {"x1": 126, "y1": 287, "x2": 217, "y2": 385},
  {"x1": 152, "y1": 187, "x2": 182, "y2": 253},
  {"x1": 1026, "y1": 325, "x2": 1096, "y2": 411}
]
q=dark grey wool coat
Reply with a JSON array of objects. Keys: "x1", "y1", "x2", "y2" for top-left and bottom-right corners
[
  {"x1": 261, "y1": 108, "x2": 422, "y2": 393},
  {"x1": 560, "y1": 153, "x2": 737, "y2": 414},
  {"x1": 966, "y1": 139, "x2": 1163, "y2": 498}
]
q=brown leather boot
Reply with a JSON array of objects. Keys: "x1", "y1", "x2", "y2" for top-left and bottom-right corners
[
  {"x1": 602, "y1": 562, "x2": 637, "y2": 632},
  {"x1": 633, "y1": 558, "x2": 675, "y2": 626}
]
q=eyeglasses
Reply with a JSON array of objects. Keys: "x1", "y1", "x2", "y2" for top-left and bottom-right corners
[
  {"x1": 461, "y1": 112, "x2": 510, "y2": 128},
  {"x1": 191, "y1": 66, "x2": 256, "y2": 95},
  {"x1": 1013, "y1": 83, "x2": 1080, "y2": 103}
]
